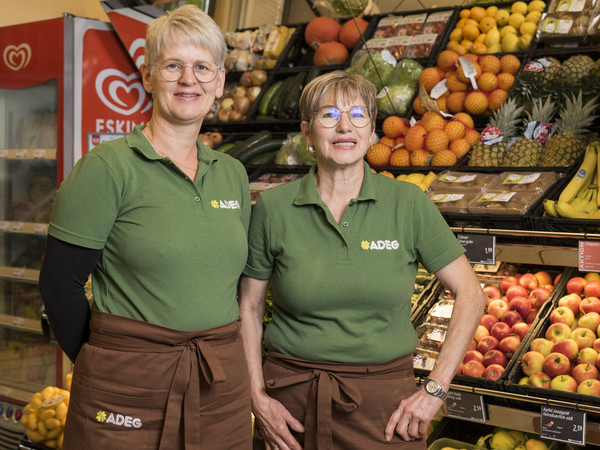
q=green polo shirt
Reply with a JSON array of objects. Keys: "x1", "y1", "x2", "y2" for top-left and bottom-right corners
[
  {"x1": 49, "y1": 125, "x2": 251, "y2": 331},
  {"x1": 244, "y1": 162, "x2": 465, "y2": 363}
]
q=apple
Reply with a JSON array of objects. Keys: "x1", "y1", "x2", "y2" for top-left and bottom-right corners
[
  {"x1": 557, "y1": 293, "x2": 582, "y2": 315},
  {"x1": 518, "y1": 376, "x2": 529, "y2": 385},
  {"x1": 525, "y1": 308, "x2": 539, "y2": 324},
  {"x1": 529, "y1": 371, "x2": 551, "y2": 388},
  {"x1": 462, "y1": 360, "x2": 485, "y2": 378},
  {"x1": 491, "y1": 322, "x2": 512, "y2": 341},
  {"x1": 576, "y1": 347, "x2": 599, "y2": 366},
  {"x1": 593, "y1": 338, "x2": 600, "y2": 353},
  {"x1": 543, "y1": 352, "x2": 571, "y2": 377},
  {"x1": 530, "y1": 337, "x2": 554, "y2": 357},
  {"x1": 482, "y1": 349, "x2": 508, "y2": 368},
  {"x1": 488, "y1": 299, "x2": 509, "y2": 320},
  {"x1": 550, "y1": 374, "x2": 578, "y2": 392},
  {"x1": 585, "y1": 280, "x2": 600, "y2": 298},
  {"x1": 508, "y1": 296, "x2": 531, "y2": 319},
  {"x1": 545, "y1": 322, "x2": 572, "y2": 343},
  {"x1": 571, "y1": 327, "x2": 597, "y2": 349},
  {"x1": 511, "y1": 322, "x2": 530, "y2": 340},
  {"x1": 500, "y1": 275, "x2": 519, "y2": 294},
  {"x1": 530, "y1": 287, "x2": 551, "y2": 309},
  {"x1": 554, "y1": 273, "x2": 562, "y2": 285},
  {"x1": 534, "y1": 271, "x2": 553, "y2": 287},
  {"x1": 519, "y1": 273, "x2": 540, "y2": 291},
  {"x1": 474, "y1": 324, "x2": 490, "y2": 342},
  {"x1": 577, "y1": 312, "x2": 600, "y2": 332},
  {"x1": 572, "y1": 363, "x2": 599, "y2": 385},
  {"x1": 580, "y1": 296, "x2": 600, "y2": 315},
  {"x1": 499, "y1": 335, "x2": 521, "y2": 359},
  {"x1": 483, "y1": 285, "x2": 502, "y2": 302},
  {"x1": 506, "y1": 285, "x2": 529, "y2": 301},
  {"x1": 585, "y1": 272, "x2": 600, "y2": 283},
  {"x1": 549, "y1": 306, "x2": 576, "y2": 327},
  {"x1": 484, "y1": 364, "x2": 505, "y2": 381},
  {"x1": 477, "y1": 335, "x2": 499, "y2": 354},
  {"x1": 463, "y1": 349, "x2": 484, "y2": 363},
  {"x1": 567, "y1": 276, "x2": 587, "y2": 295},
  {"x1": 577, "y1": 379, "x2": 600, "y2": 396},
  {"x1": 468, "y1": 339, "x2": 477, "y2": 351},
  {"x1": 501, "y1": 310, "x2": 523, "y2": 328},
  {"x1": 552, "y1": 338, "x2": 579, "y2": 361},
  {"x1": 480, "y1": 313, "x2": 499, "y2": 331},
  {"x1": 520, "y1": 350, "x2": 546, "y2": 376}
]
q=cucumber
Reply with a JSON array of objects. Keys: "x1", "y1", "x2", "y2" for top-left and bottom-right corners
[
  {"x1": 278, "y1": 71, "x2": 306, "y2": 120},
  {"x1": 258, "y1": 80, "x2": 284, "y2": 117},
  {"x1": 270, "y1": 75, "x2": 294, "y2": 118},
  {"x1": 245, "y1": 149, "x2": 280, "y2": 165},
  {"x1": 226, "y1": 131, "x2": 272, "y2": 159},
  {"x1": 215, "y1": 142, "x2": 235, "y2": 153},
  {"x1": 238, "y1": 140, "x2": 283, "y2": 165}
]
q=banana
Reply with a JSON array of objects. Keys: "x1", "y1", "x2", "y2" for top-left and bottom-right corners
[
  {"x1": 558, "y1": 142, "x2": 597, "y2": 203},
  {"x1": 584, "y1": 189, "x2": 599, "y2": 215},
  {"x1": 543, "y1": 199, "x2": 559, "y2": 217},
  {"x1": 422, "y1": 171, "x2": 438, "y2": 187},
  {"x1": 405, "y1": 173, "x2": 426, "y2": 184},
  {"x1": 556, "y1": 200, "x2": 593, "y2": 219},
  {"x1": 568, "y1": 188, "x2": 591, "y2": 210}
]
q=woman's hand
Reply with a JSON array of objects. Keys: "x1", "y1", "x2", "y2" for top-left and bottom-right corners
[
  {"x1": 383, "y1": 388, "x2": 441, "y2": 441},
  {"x1": 253, "y1": 390, "x2": 305, "y2": 450}
]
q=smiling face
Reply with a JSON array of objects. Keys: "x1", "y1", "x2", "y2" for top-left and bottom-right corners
[{"x1": 142, "y1": 41, "x2": 225, "y2": 127}]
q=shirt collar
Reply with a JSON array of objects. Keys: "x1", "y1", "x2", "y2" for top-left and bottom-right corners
[
  {"x1": 127, "y1": 124, "x2": 218, "y2": 164},
  {"x1": 294, "y1": 161, "x2": 378, "y2": 206}
]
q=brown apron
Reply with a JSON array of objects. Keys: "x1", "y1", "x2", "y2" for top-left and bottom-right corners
[
  {"x1": 63, "y1": 310, "x2": 251, "y2": 450},
  {"x1": 260, "y1": 351, "x2": 426, "y2": 450}
]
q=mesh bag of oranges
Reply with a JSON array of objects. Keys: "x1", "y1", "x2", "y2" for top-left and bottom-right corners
[{"x1": 22, "y1": 372, "x2": 72, "y2": 449}]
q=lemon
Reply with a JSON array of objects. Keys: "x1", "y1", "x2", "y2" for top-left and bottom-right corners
[
  {"x1": 495, "y1": 9, "x2": 510, "y2": 26},
  {"x1": 487, "y1": 43, "x2": 502, "y2": 53},
  {"x1": 486, "y1": 5, "x2": 499, "y2": 17},
  {"x1": 525, "y1": 11, "x2": 542, "y2": 23},
  {"x1": 520, "y1": 21, "x2": 538, "y2": 35},
  {"x1": 518, "y1": 34, "x2": 532, "y2": 50},
  {"x1": 501, "y1": 32, "x2": 519, "y2": 52},
  {"x1": 528, "y1": 0, "x2": 546, "y2": 12},
  {"x1": 511, "y1": 1, "x2": 529, "y2": 15},
  {"x1": 446, "y1": 40, "x2": 459, "y2": 51},
  {"x1": 485, "y1": 26, "x2": 501, "y2": 46},
  {"x1": 508, "y1": 13, "x2": 525, "y2": 29},
  {"x1": 500, "y1": 25, "x2": 518, "y2": 37}
]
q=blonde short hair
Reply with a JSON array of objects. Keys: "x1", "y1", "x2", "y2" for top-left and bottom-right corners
[
  {"x1": 144, "y1": 5, "x2": 227, "y2": 68},
  {"x1": 299, "y1": 71, "x2": 377, "y2": 127}
]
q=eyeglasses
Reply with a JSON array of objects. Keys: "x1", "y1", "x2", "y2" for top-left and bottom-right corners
[
  {"x1": 155, "y1": 60, "x2": 220, "y2": 83},
  {"x1": 313, "y1": 106, "x2": 371, "y2": 128}
]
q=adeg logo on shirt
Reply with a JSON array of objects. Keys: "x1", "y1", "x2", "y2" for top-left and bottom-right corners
[
  {"x1": 211, "y1": 200, "x2": 241, "y2": 209},
  {"x1": 96, "y1": 410, "x2": 142, "y2": 428},
  {"x1": 361, "y1": 240, "x2": 399, "y2": 250}
]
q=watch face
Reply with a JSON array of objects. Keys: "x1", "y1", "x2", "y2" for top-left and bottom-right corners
[{"x1": 425, "y1": 379, "x2": 438, "y2": 393}]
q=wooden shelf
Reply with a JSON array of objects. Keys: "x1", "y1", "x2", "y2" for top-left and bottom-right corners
[
  {"x1": 0, "y1": 148, "x2": 56, "y2": 160},
  {"x1": 0, "y1": 221, "x2": 48, "y2": 236},
  {"x1": 0, "y1": 266, "x2": 40, "y2": 283}
]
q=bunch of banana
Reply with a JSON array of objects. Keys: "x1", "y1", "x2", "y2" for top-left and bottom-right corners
[
  {"x1": 476, "y1": 428, "x2": 548, "y2": 450},
  {"x1": 396, "y1": 171, "x2": 438, "y2": 191},
  {"x1": 544, "y1": 140, "x2": 600, "y2": 219}
]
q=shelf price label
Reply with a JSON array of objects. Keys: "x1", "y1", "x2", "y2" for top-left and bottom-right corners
[
  {"x1": 445, "y1": 390, "x2": 487, "y2": 422},
  {"x1": 456, "y1": 233, "x2": 496, "y2": 265},
  {"x1": 579, "y1": 241, "x2": 600, "y2": 272},
  {"x1": 540, "y1": 406, "x2": 586, "y2": 446}
]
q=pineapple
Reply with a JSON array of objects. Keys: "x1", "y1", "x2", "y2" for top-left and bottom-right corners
[
  {"x1": 502, "y1": 97, "x2": 556, "y2": 167},
  {"x1": 540, "y1": 90, "x2": 599, "y2": 166},
  {"x1": 561, "y1": 55, "x2": 595, "y2": 85},
  {"x1": 468, "y1": 98, "x2": 525, "y2": 167},
  {"x1": 511, "y1": 57, "x2": 562, "y2": 105}
]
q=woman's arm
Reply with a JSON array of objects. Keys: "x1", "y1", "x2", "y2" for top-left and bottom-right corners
[
  {"x1": 238, "y1": 275, "x2": 304, "y2": 450},
  {"x1": 385, "y1": 254, "x2": 486, "y2": 441},
  {"x1": 39, "y1": 235, "x2": 102, "y2": 362}
]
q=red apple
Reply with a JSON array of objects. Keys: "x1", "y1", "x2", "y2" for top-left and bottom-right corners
[
  {"x1": 552, "y1": 338, "x2": 579, "y2": 361},
  {"x1": 576, "y1": 347, "x2": 599, "y2": 366},
  {"x1": 488, "y1": 299, "x2": 509, "y2": 320},
  {"x1": 580, "y1": 296, "x2": 600, "y2": 315},
  {"x1": 571, "y1": 327, "x2": 596, "y2": 349},
  {"x1": 554, "y1": 273, "x2": 562, "y2": 285},
  {"x1": 534, "y1": 271, "x2": 553, "y2": 287},
  {"x1": 572, "y1": 363, "x2": 599, "y2": 385},
  {"x1": 483, "y1": 349, "x2": 508, "y2": 368},
  {"x1": 484, "y1": 363, "x2": 505, "y2": 381},
  {"x1": 550, "y1": 374, "x2": 578, "y2": 392},
  {"x1": 544, "y1": 352, "x2": 571, "y2": 377},
  {"x1": 491, "y1": 321, "x2": 512, "y2": 341},
  {"x1": 462, "y1": 360, "x2": 485, "y2": 378},
  {"x1": 508, "y1": 296, "x2": 532, "y2": 319},
  {"x1": 549, "y1": 306, "x2": 576, "y2": 327},
  {"x1": 468, "y1": 339, "x2": 477, "y2": 351},
  {"x1": 463, "y1": 349, "x2": 484, "y2": 363},
  {"x1": 577, "y1": 379, "x2": 600, "y2": 396},
  {"x1": 500, "y1": 275, "x2": 519, "y2": 294},
  {"x1": 480, "y1": 313, "x2": 499, "y2": 331},
  {"x1": 474, "y1": 324, "x2": 490, "y2": 342},
  {"x1": 584, "y1": 280, "x2": 600, "y2": 298},
  {"x1": 545, "y1": 322, "x2": 572, "y2": 343},
  {"x1": 521, "y1": 350, "x2": 546, "y2": 376},
  {"x1": 511, "y1": 322, "x2": 530, "y2": 340},
  {"x1": 506, "y1": 285, "x2": 529, "y2": 301},
  {"x1": 567, "y1": 276, "x2": 587, "y2": 295},
  {"x1": 530, "y1": 287, "x2": 551, "y2": 309},
  {"x1": 578, "y1": 312, "x2": 600, "y2": 332},
  {"x1": 483, "y1": 285, "x2": 502, "y2": 303},
  {"x1": 558, "y1": 293, "x2": 582, "y2": 315},
  {"x1": 529, "y1": 371, "x2": 551, "y2": 388},
  {"x1": 519, "y1": 273, "x2": 540, "y2": 291},
  {"x1": 525, "y1": 308, "x2": 539, "y2": 324},
  {"x1": 499, "y1": 335, "x2": 521, "y2": 359},
  {"x1": 501, "y1": 310, "x2": 523, "y2": 328},
  {"x1": 593, "y1": 338, "x2": 600, "y2": 353},
  {"x1": 530, "y1": 337, "x2": 554, "y2": 357},
  {"x1": 477, "y1": 335, "x2": 499, "y2": 354}
]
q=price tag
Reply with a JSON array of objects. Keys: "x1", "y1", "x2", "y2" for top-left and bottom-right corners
[
  {"x1": 540, "y1": 406, "x2": 586, "y2": 445},
  {"x1": 10, "y1": 222, "x2": 24, "y2": 232},
  {"x1": 15, "y1": 149, "x2": 27, "y2": 159},
  {"x1": 34, "y1": 223, "x2": 48, "y2": 235},
  {"x1": 12, "y1": 317, "x2": 25, "y2": 328},
  {"x1": 579, "y1": 241, "x2": 600, "y2": 272},
  {"x1": 456, "y1": 233, "x2": 496, "y2": 265},
  {"x1": 446, "y1": 390, "x2": 487, "y2": 422},
  {"x1": 33, "y1": 149, "x2": 46, "y2": 159},
  {"x1": 12, "y1": 268, "x2": 25, "y2": 279}
]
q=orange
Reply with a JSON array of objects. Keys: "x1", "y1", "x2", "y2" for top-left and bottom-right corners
[
  {"x1": 479, "y1": 54, "x2": 501, "y2": 74},
  {"x1": 470, "y1": 42, "x2": 488, "y2": 55},
  {"x1": 419, "y1": 67, "x2": 442, "y2": 92},
  {"x1": 477, "y1": 72, "x2": 498, "y2": 92},
  {"x1": 447, "y1": 73, "x2": 469, "y2": 92},
  {"x1": 395, "y1": 136, "x2": 405, "y2": 148},
  {"x1": 405, "y1": 125, "x2": 427, "y2": 151},
  {"x1": 463, "y1": 54, "x2": 480, "y2": 64},
  {"x1": 444, "y1": 120, "x2": 466, "y2": 141},
  {"x1": 379, "y1": 136, "x2": 396, "y2": 148},
  {"x1": 450, "y1": 138, "x2": 472, "y2": 159},
  {"x1": 382, "y1": 115, "x2": 407, "y2": 139},
  {"x1": 479, "y1": 16, "x2": 497, "y2": 33},
  {"x1": 460, "y1": 39, "x2": 474, "y2": 52},
  {"x1": 488, "y1": 88, "x2": 509, "y2": 111},
  {"x1": 431, "y1": 149, "x2": 458, "y2": 166},
  {"x1": 464, "y1": 128, "x2": 481, "y2": 146},
  {"x1": 500, "y1": 54, "x2": 521, "y2": 75},
  {"x1": 379, "y1": 171, "x2": 396, "y2": 179},
  {"x1": 389, "y1": 148, "x2": 410, "y2": 166},
  {"x1": 459, "y1": 9, "x2": 471, "y2": 19},
  {"x1": 497, "y1": 72, "x2": 515, "y2": 91},
  {"x1": 437, "y1": 50, "x2": 460, "y2": 71},
  {"x1": 436, "y1": 96, "x2": 449, "y2": 114},
  {"x1": 366, "y1": 143, "x2": 392, "y2": 167},
  {"x1": 426, "y1": 129, "x2": 450, "y2": 153},
  {"x1": 464, "y1": 91, "x2": 489, "y2": 115},
  {"x1": 410, "y1": 148, "x2": 432, "y2": 166},
  {"x1": 421, "y1": 111, "x2": 446, "y2": 132},
  {"x1": 470, "y1": 6, "x2": 486, "y2": 22},
  {"x1": 447, "y1": 91, "x2": 467, "y2": 114},
  {"x1": 453, "y1": 112, "x2": 474, "y2": 129},
  {"x1": 449, "y1": 28, "x2": 463, "y2": 42},
  {"x1": 462, "y1": 24, "x2": 480, "y2": 41},
  {"x1": 412, "y1": 96, "x2": 427, "y2": 116},
  {"x1": 457, "y1": 61, "x2": 482, "y2": 83}
]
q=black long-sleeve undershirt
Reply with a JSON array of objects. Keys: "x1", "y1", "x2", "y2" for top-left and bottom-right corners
[{"x1": 39, "y1": 235, "x2": 102, "y2": 363}]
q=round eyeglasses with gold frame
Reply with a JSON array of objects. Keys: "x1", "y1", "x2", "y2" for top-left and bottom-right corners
[
  {"x1": 312, "y1": 106, "x2": 372, "y2": 128},
  {"x1": 154, "y1": 61, "x2": 220, "y2": 83}
]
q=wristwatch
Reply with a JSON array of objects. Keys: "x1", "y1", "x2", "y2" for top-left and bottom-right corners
[{"x1": 423, "y1": 378, "x2": 448, "y2": 400}]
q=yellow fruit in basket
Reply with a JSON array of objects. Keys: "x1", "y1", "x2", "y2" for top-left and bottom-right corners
[
  {"x1": 495, "y1": 9, "x2": 510, "y2": 26},
  {"x1": 461, "y1": 39, "x2": 474, "y2": 51},
  {"x1": 471, "y1": 42, "x2": 488, "y2": 54},
  {"x1": 526, "y1": 11, "x2": 542, "y2": 23},
  {"x1": 460, "y1": 8, "x2": 471, "y2": 19},
  {"x1": 486, "y1": 5, "x2": 499, "y2": 17},
  {"x1": 485, "y1": 27, "x2": 501, "y2": 46},
  {"x1": 511, "y1": 1, "x2": 529, "y2": 15},
  {"x1": 470, "y1": 6, "x2": 487, "y2": 21},
  {"x1": 508, "y1": 13, "x2": 525, "y2": 29},
  {"x1": 463, "y1": 24, "x2": 480, "y2": 40},
  {"x1": 518, "y1": 34, "x2": 533, "y2": 50},
  {"x1": 449, "y1": 28, "x2": 463, "y2": 42},
  {"x1": 528, "y1": 0, "x2": 546, "y2": 12},
  {"x1": 501, "y1": 33, "x2": 519, "y2": 53},
  {"x1": 500, "y1": 25, "x2": 518, "y2": 37},
  {"x1": 487, "y1": 43, "x2": 502, "y2": 53},
  {"x1": 520, "y1": 21, "x2": 538, "y2": 36},
  {"x1": 479, "y1": 16, "x2": 497, "y2": 33},
  {"x1": 475, "y1": 32, "x2": 487, "y2": 43}
]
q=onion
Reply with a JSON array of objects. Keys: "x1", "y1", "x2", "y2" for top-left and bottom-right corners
[
  {"x1": 221, "y1": 98, "x2": 234, "y2": 110},
  {"x1": 217, "y1": 108, "x2": 232, "y2": 122},
  {"x1": 234, "y1": 95, "x2": 251, "y2": 115},
  {"x1": 246, "y1": 86, "x2": 262, "y2": 103},
  {"x1": 199, "y1": 133, "x2": 214, "y2": 148},
  {"x1": 251, "y1": 70, "x2": 268, "y2": 86},
  {"x1": 229, "y1": 110, "x2": 243, "y2": 122},
  {"x1": 233, "y1": 86, "x2": 247, "y2": 97},
  {"x1": 240, "y1": 71, "x2": 254, "y2": 87},
  {"x1": 209, "y1": 132, "x2": 223, "y2": 146}
]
